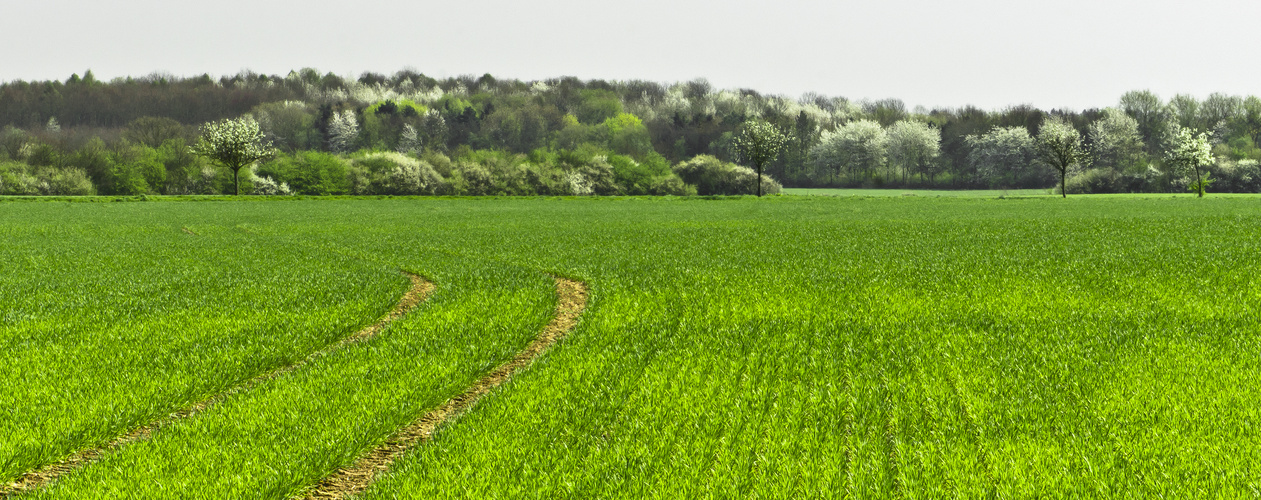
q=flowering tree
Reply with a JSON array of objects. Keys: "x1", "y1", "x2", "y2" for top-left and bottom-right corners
[
  {"x1": 1165, "y1": 127, "x2": 1214, "y2": 197},
  {"x1": 1088, "y1": 108, "x2": 1145, "y2": 172},
  {"x1": 886, "y1": 120, "x2": 940, "y2": 183},
  {"x1": 190, "y1": 116, "x2": 276, "y2": 195},
  {"x1": 397, "y1": 124, "x2": 421, "y2": 153},
  {"x1": 732, "y1": 120, "x2": 789, "y2": 196},
  {"x1": 1034, "y1": 117, "x2": 1089, "y2": 198},
  {"x1": 327, "y1": 110, "x2": 360, "y2": 153},
  {"x1": 810, "y1": 119, "x2": 887, "y2": 184},
  {"x1": 967, "y1": 126, "x2": 1035, "y2": 186}
]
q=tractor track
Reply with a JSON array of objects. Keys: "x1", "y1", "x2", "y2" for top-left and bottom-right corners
[
  {"x1": 300, "y1": 276, "x2": 588, "y2": 499},
  {"x1": 1, "y1": 272, "x2": 432, "y2": 497}
]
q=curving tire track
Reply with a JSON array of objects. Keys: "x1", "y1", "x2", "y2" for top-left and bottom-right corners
[
  {"x1": 301, "y1": 276, "x2": 588, "y2": 500},
  {"x1": 1, "y1": 272, "x2": 433, "y2": 497}
]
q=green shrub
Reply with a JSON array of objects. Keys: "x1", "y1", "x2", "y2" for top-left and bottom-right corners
[
  {"x1": 673, "y1": 155, "x2": 782, "y2": 195},
  {"x1": 257, "y1": 151, "x2": 352, "y2": 195},
  {"x1": 38, "y1": 167, "x2": 96, "y2": 195},
  {"x1": 0, "y1": 161, "x2": 39, "y2": 195},
  {"x1": 67, "y1": 138, "x2": 113, "y2": 188},
  {"x1": 1210, "y1": 158, "x2": 1261, "y2": 192},
  {"x1": 421, "y1": 151, "x2": 455, "y2": 178},
  {"x1": 523, "y1": 164, "x2": 572, "y2": 196},
  {"x1": 0, "y1": 160, "x2": 98, "y2": 196},
  {"x1": 455, "y1": 160, "x2": 495, "y2": 195},
  {"x1": 646, "y1": 174, "x2": 695, "y2": 196},
  {"x1": 156, "y1": 139, "x2": 204, "y2": 195},
  {"x1": 107, "y1": 161, "x2": 152, "y2": 195},
  {"x1": 608, "y1": 152, "x2": 691, "y2": 195},
  {"x1": 462, "y1": 149, "x2": 532, "y2": 195},
  {"x1": 1064, "y1": 168, "x2": 1160, "y2": 194},
  {"x1": 352, "y1": 152, "x2": 446, "y2": 195}
]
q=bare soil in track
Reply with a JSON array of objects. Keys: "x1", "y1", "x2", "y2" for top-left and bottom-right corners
[
  {"x1": 301, "y1": 277, "x2": 588, "y2": 500},
  {"x1": 1, "y1": 272, "x2": 433, "y2": 497}
]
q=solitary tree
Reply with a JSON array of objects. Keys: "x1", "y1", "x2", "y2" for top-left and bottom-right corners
[
  {"x1": 190, "y1": 116, "x2": 276, "y2": 195},
  {"x1": 732, "y1": 120, "x2": 789, "y2": 196},
  {"x1": 1165, "y1": 127, "x2": 1214, "y2": 197},
  {"x1": 1034, "y1": 117, "x2": 1090, "y2": 198}
]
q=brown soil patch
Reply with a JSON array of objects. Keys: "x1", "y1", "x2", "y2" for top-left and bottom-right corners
[
  {"x1": 300, "y1": 277, "x2": 588, "y2": 500},
  {"x1": 1, "y1": 272, "x2": 433, "y2": 498},
  {"x1": 180, "y1": 226, "x2": 198, "y2": 236}
]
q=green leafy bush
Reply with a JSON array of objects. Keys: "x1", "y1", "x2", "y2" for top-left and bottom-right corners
[
  {"x1": 257, "y1": 151, "x2": 352, "y2": 195},
  {"x1": 0, "y1": 161, "x2": 39, "y2": 195},
  {"x1": 608, "y1": 152, "x2": 692, "y2": 195},
  {"x1": 673, "y1": 154, "x2": 781, "y2": 195},
  {"x1": 352, "y1": 152, "x2": 446, "y2": 195},
  {"x1": 0, "y1": 161, "x2": 96, "y2": 195}
]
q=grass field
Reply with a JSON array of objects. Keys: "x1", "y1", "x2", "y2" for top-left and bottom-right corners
[
  {"x1": 3, "y1": 195, "x2": 1260, "y2": 497},
  {"x1": 784, "y1": 187, "x2": 1055, "y2": 197},
  {"x1": 784, "y1": 187, "x2": 1261, "y2": 198}
]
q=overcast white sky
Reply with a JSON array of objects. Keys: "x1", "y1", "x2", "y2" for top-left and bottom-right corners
[{"x1": 2, "y1": 0, "x2": 1258, "y2": 111}]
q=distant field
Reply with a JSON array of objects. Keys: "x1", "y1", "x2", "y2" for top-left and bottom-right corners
[
  {"x1": 4, "y1": 196, "x2": 1260, "y2": 497},
  {"x1": 784, "y1": 187, "x2": 1055, "y2": 197},
  {"x1": 785, "y1": 187, "x2": 1261, "y2": 198}
]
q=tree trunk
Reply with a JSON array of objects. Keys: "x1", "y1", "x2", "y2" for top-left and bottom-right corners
[
  {"x1": 756, "y1": 161, "x2": 762, "y2": 197},
  {"x1": 1060, "y1": 168, "x2": 1067, "y2": 198},
  {"x1": 1195, "y1": 167, "x2": 1204, "y2": 197},
  {"x1": 233, "y1": 168, "x2": 240, "y2": 196}
]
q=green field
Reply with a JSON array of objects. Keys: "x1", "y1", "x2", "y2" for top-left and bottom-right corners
[
  {"x1": 784, "y1": 187, "x2": 1056, "y2": 197},
  {"x1": 3, "y1": 195, "x2": 1260, "y2": 497}
]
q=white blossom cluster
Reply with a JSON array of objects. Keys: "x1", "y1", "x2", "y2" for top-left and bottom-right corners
[
  {"x1": 566, "y1": 171, "x2": 594, "y2": 196},
  {"x1": 251, "y1": 175, "x2": 292, "y2": 195},
  {"x1": 626, "y1": 83, "x2": 853, "y2": 138},
  {"x1": 284, "y1": 73, "x2": 448, "y2": 106},
  {"x1": 1088, "y1": 108, "x2": 1144, "y2": 170},
  {"x1": 812, "y1": 119, "x2": 889, "y2": 179},
  {"x1": 1165, "y1": 127, "x2": 1214, "y2": 173},
  {"x1": 327, "y1": 111, "x2": 360, "y2": 153},
  {"x1": 189, "y1": 116, "x2": 276, "y2": 171},
  {"x1": 886, "y1": 120, "x2": 941, "y2": 179},
  {"x1": 362, "y1": 152, "x2": 444, "y2": 195},
  {"x1": 398, "y1": 124, "x2": 421, "y2": 154},
  {"x1": 966, "y1": 126, "x2": 1035, "y2": 180}
]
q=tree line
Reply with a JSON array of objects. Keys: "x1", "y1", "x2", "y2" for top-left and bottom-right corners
[{"x1": 1, "y1": 68, "x2": 1258, "y2": 196}]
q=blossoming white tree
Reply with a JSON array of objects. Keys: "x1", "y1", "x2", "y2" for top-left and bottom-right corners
[
  {"x1": 190, "y1": 116, "x2": 276, "y2": 195},
  {"x1": 397, "y1": 124, "x2": 421, "y2": 153},
  {"x1": 810, "y1": 119, "x2": 887, "y2": 184},
  {"x1": 731, "y1": 120, "x2": 788, "y2": 197},
  {"x1": 1034, "y1": 116, "x2": 1090, "y2": 198},
  {"x1": 327, "y1": 110, "x2": 359, "y2": 153},
  {"x1": 1088, "y1": 108, "x2": 1145, "y2": 172},
  {"x1": 886, "y1": 120, "x2": 940, "y2": 183},
  {"x1": 967, "y1": 126, "x2": 1035, "y2": 185},
  {"x1": 1165, "y1": 127, "x2": 1215, "y2": 197}
]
